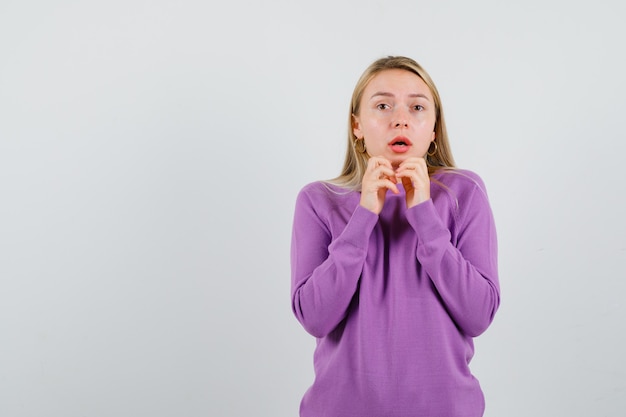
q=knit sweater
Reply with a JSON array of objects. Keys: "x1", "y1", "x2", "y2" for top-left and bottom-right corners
[{"x1": 290, "y1": 169, "x2": 500, "y2": 417}]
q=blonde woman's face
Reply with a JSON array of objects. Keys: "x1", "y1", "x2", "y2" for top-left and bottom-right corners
[{"x1": 352, "y1": 69, "x2": 436, "y2": 168}]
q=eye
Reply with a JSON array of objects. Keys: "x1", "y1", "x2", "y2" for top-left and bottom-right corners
[
  {"x1": 413, "y1": 105, "x2": 424, "y2": 111},
  {"x1": 376, "y1": 103, "x2": 390, "y2": 110}
]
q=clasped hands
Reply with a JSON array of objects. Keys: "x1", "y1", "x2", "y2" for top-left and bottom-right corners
[{"x1": 360, "y1": 156, "x2": 430, "y2": 215}]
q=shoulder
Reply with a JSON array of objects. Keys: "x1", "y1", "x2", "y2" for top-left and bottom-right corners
[
  {"x1": 298, "y1": 180, "x2": 355, "y2": 197},
  {"x1": 430, "y1": 169, "x2": 493, "y2": 225},
  {"x1": 296, "y1": 181, "x2": 357, "y2": 209},
  {"x1": 432, "y1": 168, "x2": 490, "y2": 198}
]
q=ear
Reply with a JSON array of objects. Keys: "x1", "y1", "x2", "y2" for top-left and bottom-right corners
[
  {"x1": 431, "y1": 131, "x2": 436, "y2": 141},
  {"x1": 352, "y1": 114, "x2": 362, "y2": 139}
]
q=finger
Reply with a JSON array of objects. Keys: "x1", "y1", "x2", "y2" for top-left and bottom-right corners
[
  {"x1": 363, "y1": 177, "x2": 399, "y2": 194},
  {"x1": 396, "y1": 163, "x2": 429, "y2": 180},
  {"x1": 368, "y1": 156, "x2": 394, "y2": 171},
  {"x1": 379, "y1": 167, "x2": 398, "y2": 181},
  {"x1": 366, "y1": 165, "x2": 396, "y2": 182},
  {"x1": 396, "y1": 157, "x2": 427, "y2": 172},
  {"x1": 380, "y1": 178, "x2": 400, "y2": 194},
  {"x1": 400, "y1": 175, "x2": 413, "y2": 189},
  {"x1": 396, "y1": 166, "x2": 429, "y2": 190}
]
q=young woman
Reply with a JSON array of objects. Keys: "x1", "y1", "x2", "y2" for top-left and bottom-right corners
[{"x1": 290, "y1": 56, "x2": 500, "y2": 417}]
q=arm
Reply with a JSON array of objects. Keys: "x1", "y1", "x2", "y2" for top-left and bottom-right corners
[
  {"x1": 290, "y1": 187, "x2": 378, "y2": 338},
  {"x1": 407, "y1": 179, "x2": 500, "y2": 337}
]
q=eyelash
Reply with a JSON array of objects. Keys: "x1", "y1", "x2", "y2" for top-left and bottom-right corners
[{"x1": 376, "y1": 104, "x2": 424, "y2": 111}]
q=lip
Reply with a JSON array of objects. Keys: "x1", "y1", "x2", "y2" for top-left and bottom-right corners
[
  {"x1": 388, "y1": 136, "x2": 413, "y2": 146},
  {"x1": 388, "y1": 136, "x2": 413, "y2": 153}
]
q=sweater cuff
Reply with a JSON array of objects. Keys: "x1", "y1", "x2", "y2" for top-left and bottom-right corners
[
  {"x1": 337, "y1": 204, "x2": 379, "y2": 250},
  {"x1": 406, "y1": 199, "x2": 447, "y2": 239}
]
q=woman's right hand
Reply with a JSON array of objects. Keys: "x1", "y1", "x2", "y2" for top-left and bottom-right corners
[{"x1": 359, "y1": 156, "x2": 399, "y2": 214}]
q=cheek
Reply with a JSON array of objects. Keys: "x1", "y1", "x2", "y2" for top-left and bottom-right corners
[
  {"x1": 415, "y1": 114, "x2": 436, "y2": 129},
  {"x1": 362, "y1": 118, "x2": 385, "y2": 134},
  {"x1": 418, "y1": 121, "x2": 437, "y2": 140},
  {"x1": 413, "y1": 138, "x2": 430, "y2": 152}
]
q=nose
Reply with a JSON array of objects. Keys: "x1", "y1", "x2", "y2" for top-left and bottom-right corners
[{"x1": 393, "y1": 108, "x2": 409, "y2": 128}]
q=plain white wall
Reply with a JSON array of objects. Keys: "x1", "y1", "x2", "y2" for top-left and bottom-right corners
[{"x1": 1, "y1": 0, "x2": 625, "y2": 416}]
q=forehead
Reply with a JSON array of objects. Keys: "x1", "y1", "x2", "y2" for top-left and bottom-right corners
[{"x1": 364, "y1": 69, "x2": 432, "y2": 98}]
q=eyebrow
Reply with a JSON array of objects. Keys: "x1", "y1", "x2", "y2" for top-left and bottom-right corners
[{"x1": 370, "y1": 92, "x2": 430, "y2": 101}]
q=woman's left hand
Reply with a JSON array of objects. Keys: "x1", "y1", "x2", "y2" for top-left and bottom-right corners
[{"x1": 395, "y1": 157, "x2": 430, "y2": 208}]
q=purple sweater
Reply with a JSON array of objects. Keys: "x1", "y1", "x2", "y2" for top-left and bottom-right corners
[{"x1": 290, "y1": 169, "x2": 500, "y2": 417}]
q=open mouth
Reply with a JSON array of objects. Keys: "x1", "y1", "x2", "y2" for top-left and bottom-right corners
[
  {"x1": 389, "y1": 136, "x2": 412, "y2": 146},
  {"x1": 389, "y1": 137, "x2": 412, "y2": 153}
]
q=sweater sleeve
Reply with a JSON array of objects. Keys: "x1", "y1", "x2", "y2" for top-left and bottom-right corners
[
  {"x1": 290, "y1": 187, "x2": 378, "y2": 338},
  {"x1": 406, "y1": 179, "x2": 500, "y2": 337}
]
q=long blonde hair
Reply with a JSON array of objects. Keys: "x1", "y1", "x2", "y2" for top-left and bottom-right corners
[{"x1": 328, "y1": 56, "x2": 456, "y2": 190}]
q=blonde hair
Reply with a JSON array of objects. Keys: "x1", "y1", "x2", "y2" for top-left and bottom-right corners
[{"x1": 328, "y1": 56, "x2": 456, "y2": 190}]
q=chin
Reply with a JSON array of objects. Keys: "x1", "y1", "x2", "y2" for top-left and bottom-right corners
[
  {"x1": 389, "y1": 152, "x2": 425, "y2": 168},
  {"x1": 389, "y1": 156, "x2": 406, "y2": 168}
]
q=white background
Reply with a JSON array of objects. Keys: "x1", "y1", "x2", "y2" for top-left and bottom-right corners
[{"x1": 1, "y1": 0, "x2": 625, "y2": 416}]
